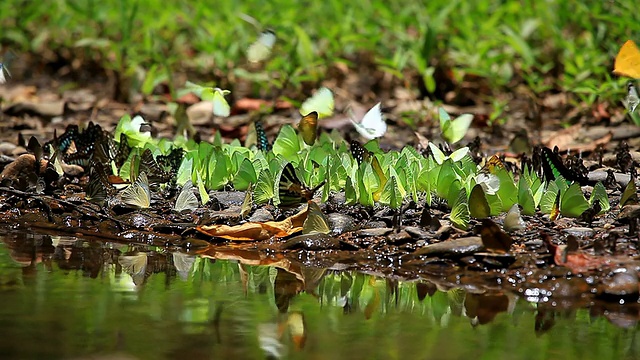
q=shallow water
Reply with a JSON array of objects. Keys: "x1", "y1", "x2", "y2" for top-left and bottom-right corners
[{"x1": 0, "y1": 229, "x2": 638, "y2": 360}]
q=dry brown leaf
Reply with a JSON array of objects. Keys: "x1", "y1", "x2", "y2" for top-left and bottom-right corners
[
  {"x1": 196, "y1": 205, "x2": 308, "y2": 241},
  {"x1": 543, "y1": 124, "x2": 580, "y2": 149}
]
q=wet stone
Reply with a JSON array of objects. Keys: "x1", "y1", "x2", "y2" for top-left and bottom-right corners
[
  {"x1": 356, "y1": 228, "x2": 393, "y2": 237},
  {"x1": 248, "y1": 208, "x2": 274, "y2": 222},
  {"x1": 280, "y1": 233, "x2": 340, "y2": 251},
  {"x1": 562, "y1": 227, "x2": 595, "y2": 238},
  {"x1": 327, "y1": 213, "x2": 358, "y2": 235},
  {"x1": 600, "y1": 269, "x2": 640, "y2": 297},
  {"x1": 411, "y1": 236, "x2": 484, "y2": 258},
  {"x1": 387, "y1": 230, "x2": 412, "y2": 244},
  {"x1": 404, "y1": 226, "x2": 431, "y2": 239},
  {"x1": 210, "y1": 191, "x2": 246, "y2": 207}
]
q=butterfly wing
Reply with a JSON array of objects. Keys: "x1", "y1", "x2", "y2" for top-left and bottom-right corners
[
  {"x1": 469, "y1": 184, "x2": 490, "y2": 219},
  {"x1": 174, "y1": 180, "x2": 199, "y2": 212},
  {"x1": 351, "y1": 102, "x2": 386, "y2": 140},
  {"x1": 121, "y1": 172, "x2": 151, "y2": 208},
  {"x1": 247, "y1": 30, "x2": 276, "y2": 63},
  {"x1": 443, "y1": 114, "x2": 473, "y2": 144},
  {"x1": 504, "y1": 204, "x2": 526, "y2": 232},
  {"x1": 614, "y1": 40, "x2": 640, "y2": 79},
  {"x1": 625, "y1": 82, "x2": 640, "y2": 113},
  {"x1": 302, "y1": 201, "x2": 331, "y2": 235},
  {"x1": 212, "y1": 88, "x2": 231, "y2": 117},
  {"x1": 298, "y1": 111, "x2": 319, "y2": 146},
  {"x1": 300, "y1": 87, "x2": 334, "y2": 118},
  {"x1": 278, "y1": 163, "x2": 305, "y2": 207},
  {"x1": 560, "y1": 183, "x2": 590, "y2": 218}
]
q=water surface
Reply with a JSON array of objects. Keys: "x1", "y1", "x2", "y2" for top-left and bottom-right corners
[{"x1": 0, "y1": 230, "x2": 637, "y2": 359}]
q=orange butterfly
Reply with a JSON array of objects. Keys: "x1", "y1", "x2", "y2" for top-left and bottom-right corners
[
  {"x1": 298, "y1": 111, "x2": 318, "y2": 146},
  {"x1": 614, "y1": 40, "x2": 640, "y2": 79}
]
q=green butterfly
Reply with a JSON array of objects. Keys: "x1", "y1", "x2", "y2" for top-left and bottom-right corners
[
  {"x1": 439, "y1": 107, "x2": 473, "y2": 144},
  {"x1": 303, "y1": 201, "x2": 331, "y2": 235},
  {"x1": 450, "y1": 188, "x2": 470, "y2": 230},
  {"x1": 469, "y1": 183, "x2": 490, "y2": 219},
  {"x1": 560, "y1": 183, "x2": 590, "y2": 218}
]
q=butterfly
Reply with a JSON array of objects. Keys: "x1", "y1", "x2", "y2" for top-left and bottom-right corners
[
  {"x1": 245, "y1": 120, "x2": 271, "y2": 151},
  {"x1": 278, "y1": 163, "x2": 324, "y2": 207},
  {"x1": 478, "y1": 219, "x2": 513, "y2": 253},
  {"x1": 560, "y1": 183, "x2": 590, "y2": 218},
  {"x1": 247, "y1": 29, "x2": 276, "y2": 63},
  {"x1": 350, "y1": 140, "x2": 371, "y2": 165},
  {"x1": 140, "y1": 148, "x2": 183, "y2": 185},
  {"x1": 298, "y1": 111, "x2": 319, "y2": 146},
  {"x1": 174, "y1": 180, "x2": 199, "y2": 213},
  {"x1": 624, "y1": 82, "x2": 639, "y2": 113},
  {"x1": 503, "y1": 204, "x2": 526, "y2": 232},
  {"x1": 212, "y1": 88, "x2": 231, "y2": 117},
  {"x1": 45, "y1": 122, "x2": 109, "y2": 167},
  {"x1": 620, "y1": 178, "x2": 638, "y2": 208},
  {"x1": 449, "y1": 188, "x2": 470, "y2": 230},
  {"x1": 540, "y1": 147, "x2": 589, "y2": 185},
  {"x1": 428, "y1": 142, "x2": 470, "y2": 165},
  {"x1": 439, "y1": 107, "x2": 473, "y2": 144},
  {"x1": 302, "y1": 201, "x2": 331, "y2": 235},
  {"x1": 351, "y1": 102, "x2": 386, "y2": 140},
  {"x1": 120, "y1": 172, "x2": 151, "y2": 209},
  {"x1": 469, "y1": 184, "x2": 490, "y2": 219},
  {"x1": 300, "y1": 87, "x2": 334, "y2": 119},
  {"x1": 85, "y1": 161, "x2": 117, "y2": 205},
  {"x1": 614, "y1": 40, "x2": 640, "y2": 79},
  {"x1": 0, "y1": 59, "x2": 11, "y2": 84}
]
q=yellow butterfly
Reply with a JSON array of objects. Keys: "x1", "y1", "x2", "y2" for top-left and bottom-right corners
[
  {"x1": 298, "y1": 111, "x2": 318, "y2": 146},
  {"x1": 614, "y1": 40, "x2": 640, "y2": 79}
]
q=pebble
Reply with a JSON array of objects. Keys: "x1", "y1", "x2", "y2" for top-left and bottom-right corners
[
  {"x1": 562, "y1": 227, "x2": 595, "y2": 238},
  {"x1": 411, "y1": 236, "x2": 484, "y2": 257},
  {"x1": 327, "y1": 213, "x2": 357, "y2": 235}
]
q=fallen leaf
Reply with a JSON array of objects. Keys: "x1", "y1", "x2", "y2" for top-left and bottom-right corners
[{"x1": 196, "y1": 205, "x2": 308, "y2": 241}]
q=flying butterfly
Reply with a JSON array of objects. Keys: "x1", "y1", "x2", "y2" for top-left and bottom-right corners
[
  {"x1": 439, "y1": 107, "x2": 473, "y2": 144},
  {"x1": 350, "y1": 140, "x2": 372, "y2": 165},
  {"x1": 247, "y1": 29, "x2": 276, "y2": 63},
  {"x1": 277, "y1": 163, "x2": 325, "y2": 207},
  {"x1": 300, "y1": 87, "x2": 334, "y2": 119},
  {"x1": 298, "y1": 111, "x2": 319, "y2": 146},
  {"x1": 0, "y1": 51, "x2": 15, "y2": 84},
  {"x1": 624, "y1": 82, "x2": 640, "y2": 113},
  {"x1": 614, "y1": 40, "x2": 640, "y2": 79},
  {"x1": 351, "y1": 102, "x2": 387, "y2": 140},
  {"x1": 540, "y1": 147, "x2": 589, "y2": 185}
]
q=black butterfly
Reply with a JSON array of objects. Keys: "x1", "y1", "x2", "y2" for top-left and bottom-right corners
[
  {"x1": 350, "y1": 140, "x2": 371, "y2": 165},
  {"x1": 139, "y1": 148, "x2": 183, "y2": 185},
  {"x1": 540, "y1": 146, "x2": 589, "y2": 185},
  {"x1": 278, "y1": 163, "x2": 324, "y2": 207},
  {"x1": 255, "y1": 120, "x2": 271, "y2": 151},
  {"x1": 85, "y1": 161, "x2": 117, "y2": 205},
  {"x1": 45, "y1": 122, "x2": 109, "y2": 167}
]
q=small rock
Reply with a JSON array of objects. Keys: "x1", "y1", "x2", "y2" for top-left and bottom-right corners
[
  {"x1": 327, "y1": 213, "x2": 357, "y2": 235},
  {"x1": 248, "y1": 208, "x2": 273, "y2": 222},
  {"x1": 411, "y1": 236, "x2": 484, "y2": 257},
  {"x1": 0, "y1": 142, "x2": 17, "y2": 155},
  {"x1": 186, "y1": 101, "x2": 213, "y2": 125},
  {"x1": 404, "y1": 226, "x2": 431, "y2": 239},
  {"x1": 210, "y1": 191, "x2": 246, "y2": 207},
  {"x1": 600, "y1": 269, "x2": 639, "y2": 297},
  {"x1": 280, "y1": 233, "x2": 340, "y2": 250},
  {"x1": 562, "y1": 227, "x2": 595, "y2": 238},
  {"x1": 356, "y1": 228, "x2": 393, "y2": 237},
  {"x1": 387, "y1": 230, "x2": 412, "y2": 244}
]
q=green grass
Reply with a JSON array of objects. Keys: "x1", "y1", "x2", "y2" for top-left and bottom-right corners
[{"x1": 1, "y1": 0, "x2": 639, "y2": 105}]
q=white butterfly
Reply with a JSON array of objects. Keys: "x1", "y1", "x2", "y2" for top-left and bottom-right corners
[
  {"x1": 428, "y1": 142, "x2": 469, "y2": 165},
  {"x1": 247, "y1": 30, "x2": 276, "y2": 63},
  {"x1": 351, "y1": 102, "x2": 386, "y2": 140},
  {"x1": 174, "y1": 180, "x2": 199, "y2": 213},
  {"x1": 475, "y1": 173, "x2": 500, "y2": 195},
  {"x1": 0, "y1": 62, "x2": 10, "y2": 84},
  {"x1": 624, "y1": 82, "x2": 639, "y2": 113},
  {"x1": 300, "y1": 87, "x2": 334, "y2": 118},
  {"x1": 121, "y1": 172, "x2": 151, "y2": 209},
  {"x1": 504, "y1": 204, "x2": 526, "y2": 232}
]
